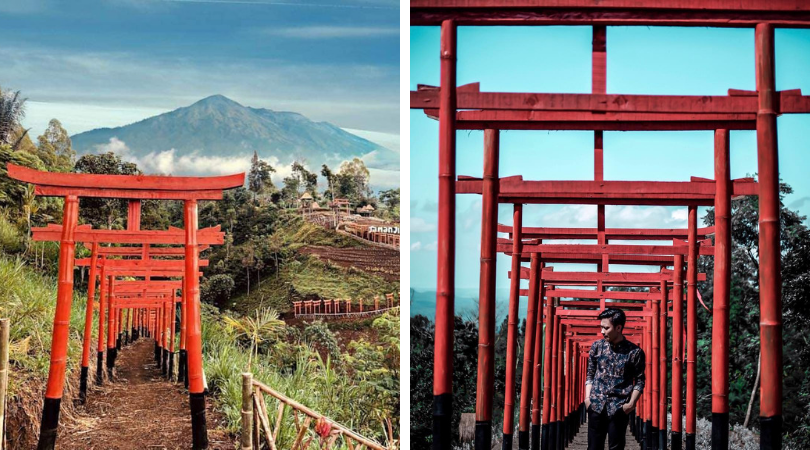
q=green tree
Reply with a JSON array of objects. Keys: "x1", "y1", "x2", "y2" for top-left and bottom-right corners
[
  {"x1": 247, "y1": 151, "x2": 275, "y2": 196},
  {"x1": 73, "y1": 152, "x2": 141, "y2": 229},
  {"x1": 335, "y1": 158, "x2": 371, "y2": 203},
  {"x1": 0, "y1": 87, "x2": 27, "y2": 148},
  {"x1": 36, "y1": 119, "x2": 75, "y2": 171}
]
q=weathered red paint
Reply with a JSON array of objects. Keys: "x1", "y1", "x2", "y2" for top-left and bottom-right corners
[
  {"x1": 476, "y1": 129, "x2": 498, "y2": 429},
  {"x1": 502, "y1": 205, "x2": 522, "y2": 436},
  {"x1": 685, "y1": 206, "x2": 698, "y2": 435},
  {"x1": 755, "y1": 22, "x2": 783, "y2": 422}
]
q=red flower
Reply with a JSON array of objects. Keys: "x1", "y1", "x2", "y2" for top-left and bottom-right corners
[{"x1": 315, "y1": 417, "x2": 332, "y2": 438}]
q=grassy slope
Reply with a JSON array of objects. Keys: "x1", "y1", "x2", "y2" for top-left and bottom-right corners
[{"x1": 231, "y1": 214, "x2": 399, "y2": 315}]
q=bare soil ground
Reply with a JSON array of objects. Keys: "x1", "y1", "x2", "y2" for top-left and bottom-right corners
[{"x1": 58, "y1": 339, "x2": 233, "y2": 450}]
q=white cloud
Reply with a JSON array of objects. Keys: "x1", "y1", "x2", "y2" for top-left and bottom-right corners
[
  {"x1": 411, "y1": 217, "x2": 436, "y2": 233},
  {"x1": 411, "y1": 241, "x2": 422, "y2": 251},
  {"x1": 424, "y1": 240, "x2": 438, "y2": 251},
  {"x1": 94, "y1": 138, "x2": 251, "y2": 176},
  {"x1": 261, "y1": 26, "x2": 398, "y2": 39}
]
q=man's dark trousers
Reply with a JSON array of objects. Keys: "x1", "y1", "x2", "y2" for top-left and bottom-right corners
[{"x1": 588, "y1": 405, "x2": 630, "y2": 450}]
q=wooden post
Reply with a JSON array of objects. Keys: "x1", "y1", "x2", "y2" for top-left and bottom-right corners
[
  {"x1": 0, "y1": 318, "x2": 9, "y2": 450},
  {"x1": 241, "y1": 373, "x2": 254, "y2": 450}
]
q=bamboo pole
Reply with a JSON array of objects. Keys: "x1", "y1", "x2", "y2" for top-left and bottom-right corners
[
  {"x1": 241, "y1": 373, "x2": 253, "y2": 450},
  {"x1": 253, "y1": 380, "x2": 386, "y2": 450},
  {"x1": 0, "y1": 318, "x2": 9, "y2": 450},
  {"x1": 255, "y1": 390, "x2": 277, "y2": 450}
]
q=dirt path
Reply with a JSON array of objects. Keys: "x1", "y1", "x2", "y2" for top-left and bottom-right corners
[{"x1": 59, "y1": 338, "x2": 233, "y2": 450}]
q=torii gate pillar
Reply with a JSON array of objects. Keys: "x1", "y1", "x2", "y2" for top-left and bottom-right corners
[
  {"x1": 185, "y1": 199, "x2": 209, "y2": 449},
  {"x1": 37, "y1": 195, "x2": 79, "y2": 450}
]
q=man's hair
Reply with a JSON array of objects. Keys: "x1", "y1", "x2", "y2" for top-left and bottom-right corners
[{"x1": 598, "y1": 308, "x2": 626, "y2": 329}]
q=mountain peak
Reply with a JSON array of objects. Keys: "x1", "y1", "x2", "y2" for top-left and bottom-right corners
[{"x1": 192, "y1": 94, "x2": 243, "y2": 108}]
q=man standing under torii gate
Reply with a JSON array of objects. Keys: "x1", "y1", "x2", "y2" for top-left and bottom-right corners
[{"x1": 585, "y1": 308, "x2": 645, "y2": 450}]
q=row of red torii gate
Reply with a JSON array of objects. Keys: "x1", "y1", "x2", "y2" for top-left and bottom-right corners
[
  {"x1": 7, "y1": 164, "x2": 245, "y2": 450},
  {"x1": 410, "y1": 2, "x2": 810, "y2": 450}
]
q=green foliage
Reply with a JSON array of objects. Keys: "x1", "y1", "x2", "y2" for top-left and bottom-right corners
[
  {"x1": 0, "y1": 256, "x2": 90, "y2": 387},
  {"x1": 303, "y1": 320, "x2": 341, "y2": 361},
  {"x1": 0, "y1": 87, "x2": 27, "y2": 146},
  {"x1": 201, "y1": 305, "x2": 399, "y2": 445},
  {"x1": 247, "y1": 151, "x2": 275, "y2": 195},
  {"x1": 201, "y1": 274, "x2": 236, "y2": 308}
]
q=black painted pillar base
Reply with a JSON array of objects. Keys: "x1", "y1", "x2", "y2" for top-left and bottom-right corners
[
  {"x1": 36, "y1": 397, "x2": 61, "y2": 450},
  {"x1": 629, "y1": 412, "x2": 636, "y2": 435},
  {"x1": 672, "y1": 431, "x2": 682, "y2": 450},
  {"x1": 154, "y1": 341, "x2": 160, "y2": 363},
  {"x1": 547, "y1": 421, "x2": 556, "y2": 450},
  {"x1": 162, "y1": 349, "x2": 169, "y2": 375},
  {"x1": 116, "y1": 336, "x2": 121, "y2": 351},
  {"x1": 432, "y1": 394, "x2": 452, "y2": 450},
  {"x1": 531, "y1": 425, "x2": 540, "y2": 450},
  {"x1": 168, "y1": 352, "x2": 175, "y2": 381},
  {"x1": 96, "y1": 351, "x2": 104, "y2": 385},
  {"x1": 502, "y1": 433, "x2": 512, "y2": 450},
  {"x1": 132, "y1": 327, "x2": 138, "y2": 341},
  {"x1": 651, "y1": 426, "x2": 658, "y2": 450},
  {"x1": 554, "y1": 420, "x2": 565, "y2": 450},
  {"x1": 541, "y1": 423, "x2": 550, "y2": 450},
  {"x1": 518, "y1": 429, "x2": 529, "y2": 449},
  {"x1": 659, "y1": 429, "x2": 666, "y2": 450},
  {"x1": 636, "y1": 417, "x2": 641, "y2": 442},
  {"x1": 712, "y1": 412, "x2": 729, "y2": 450},
  {"x1": 475, "y1": 420, "x2": 492, "y2": 450},
  {"x1": 178, "y1": 350, "x2": 187, "y2": 384},
  {"x1": 190, "y1": 392, "x2": 209, "y2": 449},
  {"x1": 686, "y1": 432, "x2": 696, "y2": 450},
  {"x1": 643, "y1": 421, "x2": 650, "y2": 450},
  {"x1": 760, "y1": 416, "x2": 782, "y2": 450},
  {"x1": 106, "y1": 347, "x2": 117, "y2": 379},
  {"x1": 78, "y1": 366, "x2": 89, "y2": 404}
]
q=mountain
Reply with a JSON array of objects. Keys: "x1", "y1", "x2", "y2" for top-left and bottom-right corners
[{"x1": 70, "y1": 95, "x2": 399, "y2": 171}]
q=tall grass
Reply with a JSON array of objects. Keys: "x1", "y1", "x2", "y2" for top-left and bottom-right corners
[
  {"x1": 202, "y1": 305, "x2": 399, "y2": 448},
  {"x1": 0, "y1": 256, "x2": 90, "y2": 386}
]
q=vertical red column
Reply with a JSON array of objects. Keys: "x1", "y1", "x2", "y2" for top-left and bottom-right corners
[
  {"x1": 106, "y1": 277, "x2": 117, "y2": 378},
  {"x1": 519, "y1": 254, "x2": 540, "y2": 449},
  {"x1": 185, "y1": 199, "x2": 209, "y2": 449},
  {"x1": 652, "y1": 287, "x2": 660, "y2": 444},
  {"x1": 531, "y1": 280, "x2": 545, "y2": 450},
  {"x1": 180, "y1": 276, "x2": 188, "y2": 386},
  {"x1": 502, "y1": 204, "x2": 522, "y2": 449},
  {"x1": 659, "y1": 280, "x2": 669, "y2": 450},
  {"x1": 645, "y1": 317, "x2": 653, "y2": 448},
  {"x1": 672, "y1": 254, "x2": 684, "y2": 450},
  {"x1": 552, "y1": 316, "x2": 565, "y2": 450},
  {"x1": 79, "y1": 243, "x2": 98, "y2": 403},
  {"x1": 541, "y1": 292, "x2": 555, "y2": 450},
  {"x1": 477, "y1": 129, "x2": 499, "y2": 449},
  {"x1": 37, "y1": 195, "x2": 79, "y2": 450},
  {"x1": 685, "y1": 205, "x2": 698, "y2": 450},
  {"x1": 96, "y1": 262, "x2": 107, "y2": 384},
  {"x1": 435, "y1": 18, "x2": 457, "y2": 450},
  {"x1": 712, "y1": 129, "x2": 732, "y2": 449},
  {"x1": 755, "y1": 23, "x2": 783, "y2": 450}
]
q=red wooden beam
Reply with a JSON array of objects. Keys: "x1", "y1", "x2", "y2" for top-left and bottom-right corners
[
  {"x1": 74, "y1": 258, "x2": 209, "y2": 269},
  {"x1": 8, "y1": 163, "x2": 244, "y2": 192},
  {"x1": 412, "y1": 90, "x2": 810, "y2": 115},
  {"x1": 94, "y1": 245, "x2": 210, "y2": 256},
  {"x1": 33, "y1": 225, "x2": 224, "y2": 245},
  {"x1": 501, "y1": 242, "x2": 713, "y2": 257},
  {"x1": 458, "y1": 176, "x2": 758, "y2": 206},
  {"x1": 499, "y1": 224, "x2": 715, "y2": 240},
  {"x1": 410, "y1": 0, "x2": 810, "y2": 27},
  {"x1": 511, "y1": 268, "x2": 707, "y2": 283}
]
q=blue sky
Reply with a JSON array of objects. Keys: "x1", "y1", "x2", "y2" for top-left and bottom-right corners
[
  {"x1": 0, "y1": 0, "x2": 399, "y2": 138},
  {"x1": 410, "y1": 26, "x2": 810, "y2": 318}
]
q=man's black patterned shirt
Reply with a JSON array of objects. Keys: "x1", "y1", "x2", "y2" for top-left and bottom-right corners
[{"x1": 585, "y1": 338, "x2": 646, "y2": 417}]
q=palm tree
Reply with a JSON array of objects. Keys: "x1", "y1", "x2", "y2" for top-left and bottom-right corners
[
  {"x1": 0, "y1": 87, "x2": 28, "y2": 147},
  {"x1": 223, "y1": 307, "x2": 284, "y2": 371}
]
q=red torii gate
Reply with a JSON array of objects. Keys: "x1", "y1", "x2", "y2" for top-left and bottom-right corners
[
  {"x1": 502, "y1": 231, "x2": 705, "y2": 450},
  {"x1": 411, "y1": 2, "x2": 806, "y2": 448},
  {"x1": 33, "y1": 215, "x2": 221, "y2": 401},
  {"x1": 9, "y1": 164, "x2": 243, "y2": 450}
]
